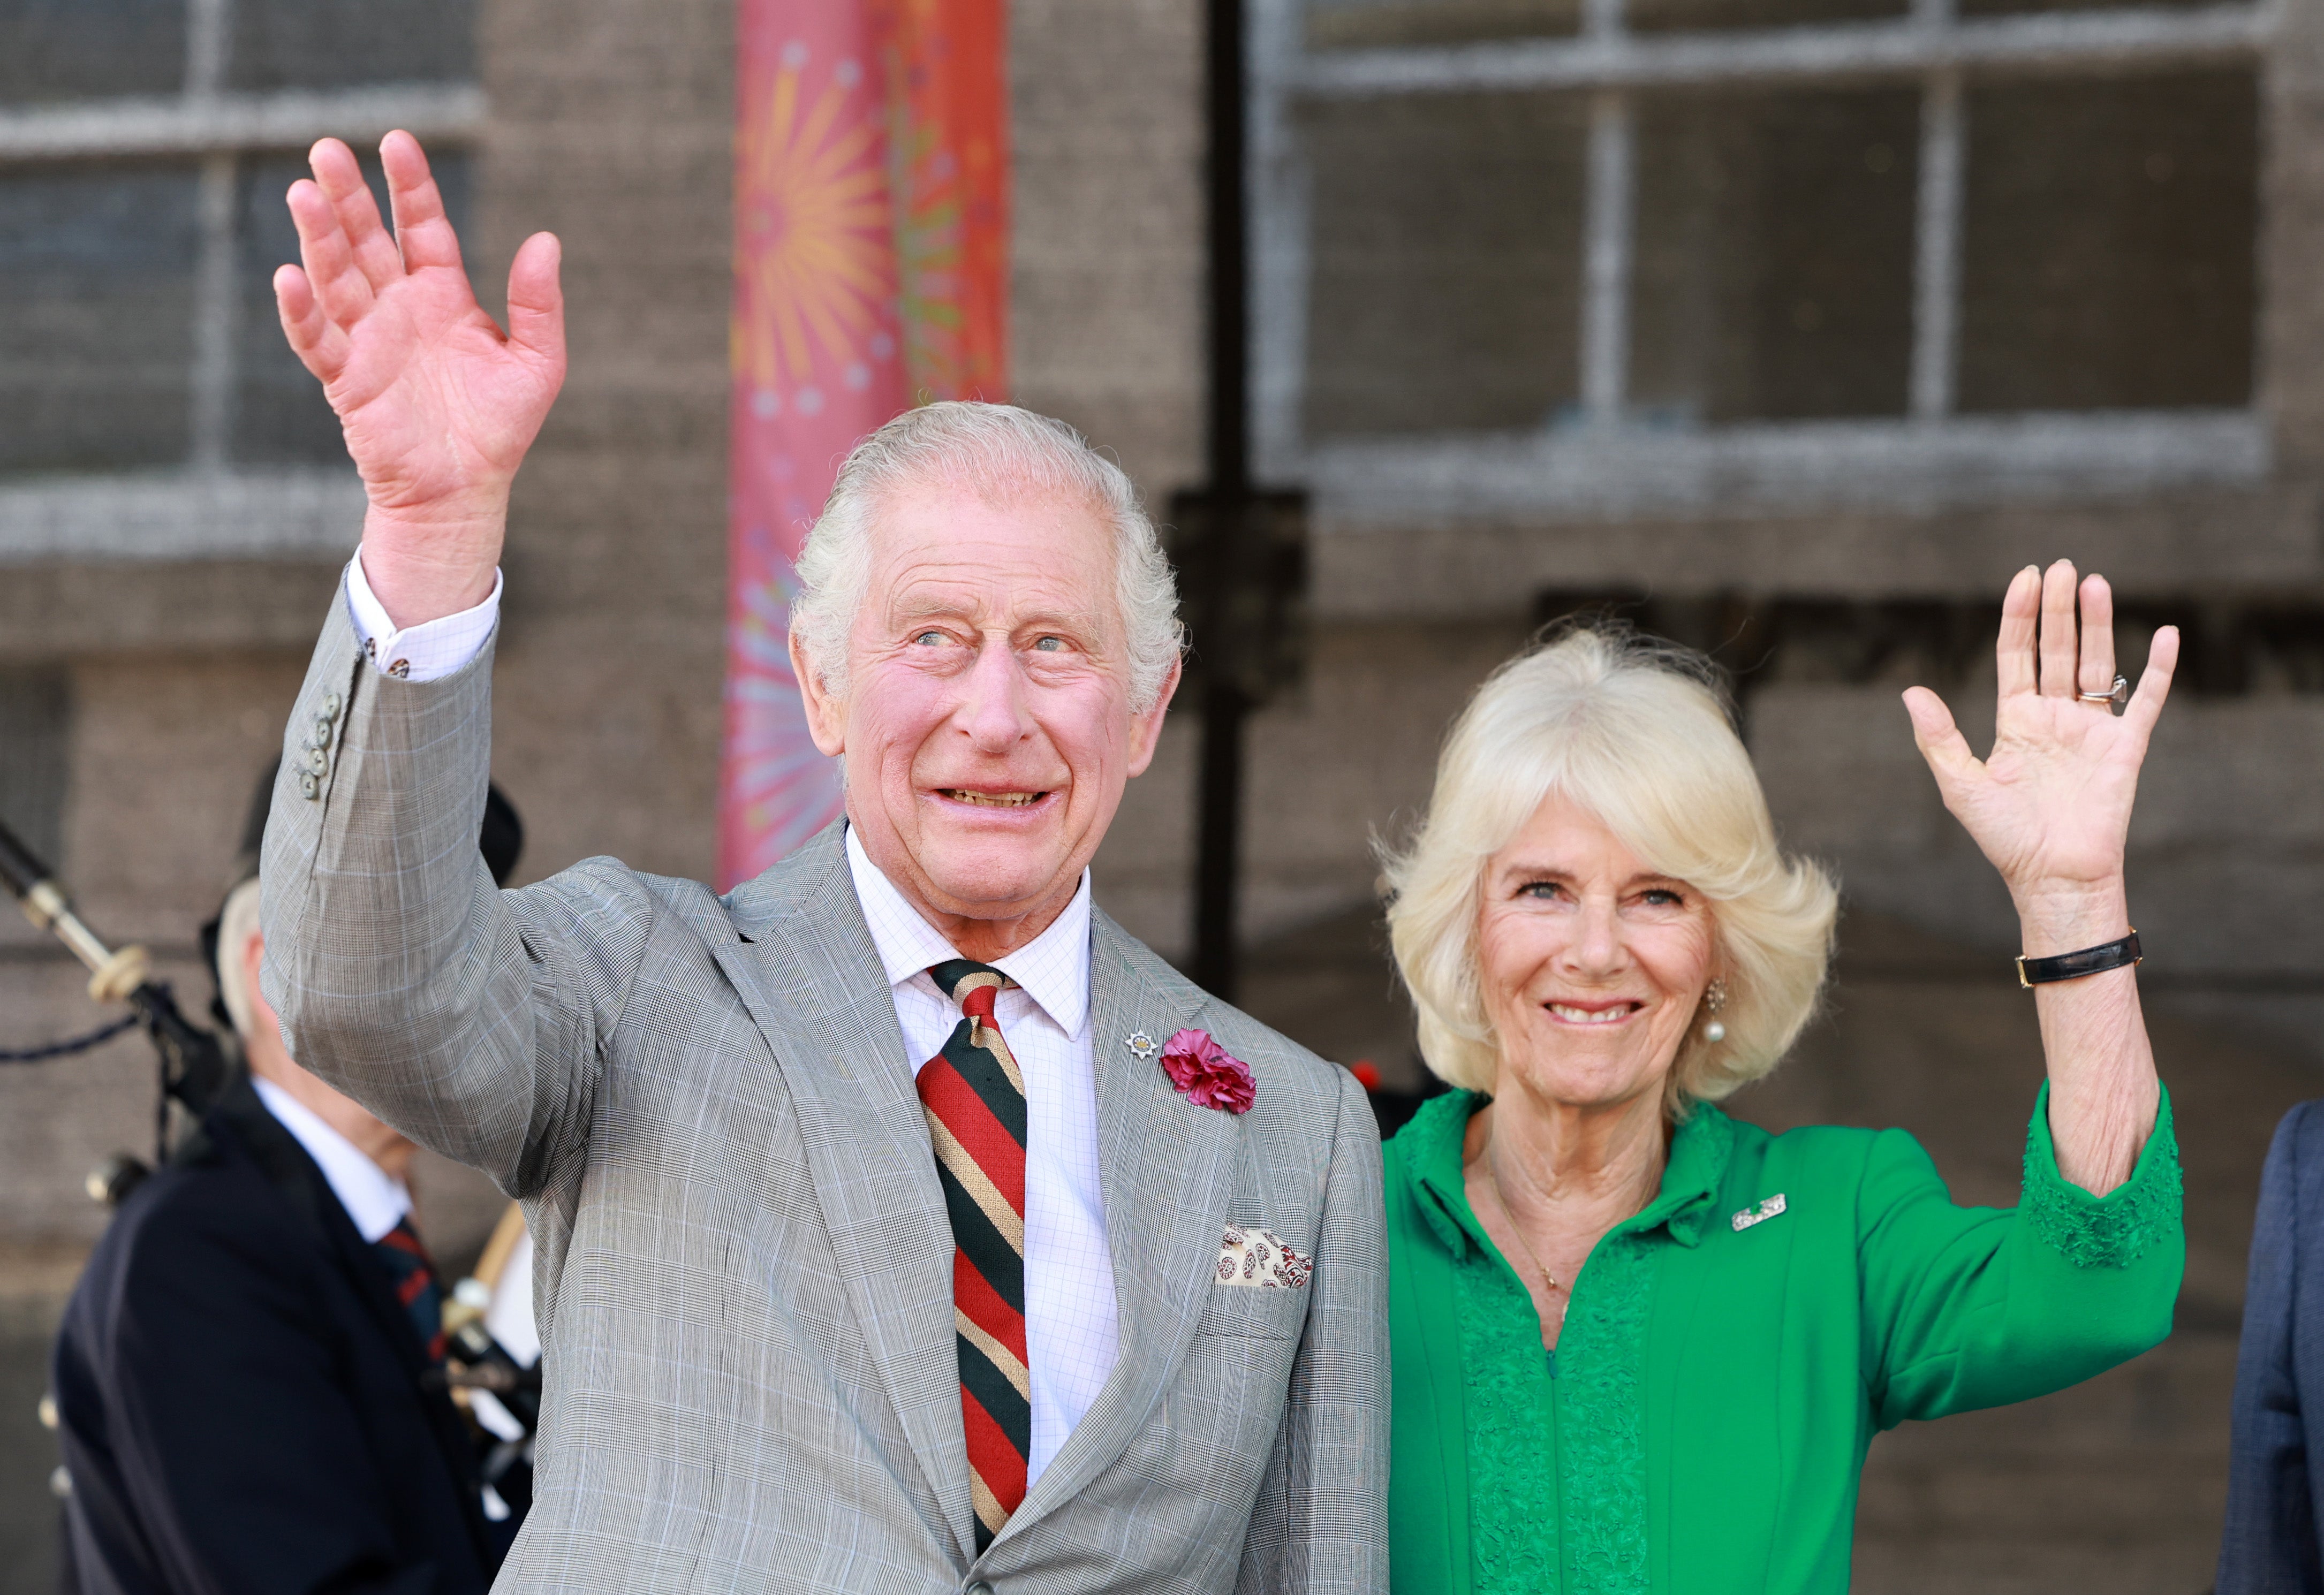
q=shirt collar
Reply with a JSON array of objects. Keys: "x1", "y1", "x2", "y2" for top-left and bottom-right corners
[
  {"x1": 1403, "y1": 1089, "x2": 1736, "y2": 1259},
  {"x1": 844, "y1": 824, "x2": 1092, "y2": 1038},
  {"x1": 251, "y1": 1075, "x2": 413, "y2": 1244}
]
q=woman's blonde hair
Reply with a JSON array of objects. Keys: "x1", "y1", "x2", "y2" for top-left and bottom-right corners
[{"x1": 1381, "y1": 624, "x2": 1837, "y2": 1110}]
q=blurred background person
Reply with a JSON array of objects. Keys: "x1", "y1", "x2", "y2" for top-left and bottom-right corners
[
  {"x1": 1381, "y1": 565, "x2": 2183, "y2": 1594},
  {"x1": 46, "y1": 773, "x2": 528, "y2": 1594},
  {"x1": 2219, "y1": 1097, "x2": 2324, "y2": 1592}
]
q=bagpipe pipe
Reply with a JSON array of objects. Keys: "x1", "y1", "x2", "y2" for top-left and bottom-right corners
[{"x1": 0, "y1": 814, "x2": 228, "y2": 1197}]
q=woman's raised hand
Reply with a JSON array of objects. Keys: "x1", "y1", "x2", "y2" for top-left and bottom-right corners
[
  {"x1": 273, "y1": 132, "x2": 566, "y2": 628},
  {"x1": 1903, "y1": 562, "x2": 2178, "y2": 938}
]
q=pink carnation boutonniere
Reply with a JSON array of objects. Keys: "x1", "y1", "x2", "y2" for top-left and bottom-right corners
[{"x1": 1159, "y1": 1028, "x2": 1256, "y2": 1115}]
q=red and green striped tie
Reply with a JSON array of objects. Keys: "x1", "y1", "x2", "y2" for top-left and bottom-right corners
[
  {"x1": 373, "y1": 1217, "x2": 448, "y2": 1365},
  {"x1": 919, "y1": 959, "x2": 1031, "y2": 1553}
]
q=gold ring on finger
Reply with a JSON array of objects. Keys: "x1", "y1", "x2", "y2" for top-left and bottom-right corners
[{"x1": 2077, "y1": 674, "x2": 2129, "y2": 716}]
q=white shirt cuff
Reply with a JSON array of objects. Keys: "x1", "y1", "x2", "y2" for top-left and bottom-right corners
[{"x1": 343, "y1": 552, "x2": 502, "y2": 683}]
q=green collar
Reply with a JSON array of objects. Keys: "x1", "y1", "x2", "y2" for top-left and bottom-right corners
[{"x1": 1401, "y1": 1088, "x2": 1736, "y2": 1260}]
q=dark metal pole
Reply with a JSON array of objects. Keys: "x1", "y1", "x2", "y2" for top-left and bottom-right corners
[
  {"x1": 1191, "y1": 0, "x2": 1251, "y2": 1000},
  {"x1": 1205, "y1": 0, "x2": 1250, "y2": 495}
]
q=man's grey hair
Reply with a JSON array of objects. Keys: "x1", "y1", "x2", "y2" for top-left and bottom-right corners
[
  {"x1": 215, "y1": 876, "x2": 263, "y2": 1042},
  {"x1": 790, "y1": 401, "x2": 1185, "y2": 711}
]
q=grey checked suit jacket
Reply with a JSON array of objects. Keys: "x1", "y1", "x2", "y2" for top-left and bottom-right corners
[{"x1": 259, "y1": 610, "x2": 1389, "y2": 1593}]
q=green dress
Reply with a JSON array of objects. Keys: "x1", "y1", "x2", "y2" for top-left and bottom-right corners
[{"x1": 1384, "y1": 1085, "x2": 2183, "y2": 1594}]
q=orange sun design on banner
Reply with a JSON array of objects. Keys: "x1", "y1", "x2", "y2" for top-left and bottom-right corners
[{"x1": 733, "y1": 47, "x2": 896, "y2": 393}]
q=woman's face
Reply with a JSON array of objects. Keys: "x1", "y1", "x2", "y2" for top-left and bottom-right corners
[{"x1": 1477, "y1": 791, "x2": 1720, "y2": 1115}]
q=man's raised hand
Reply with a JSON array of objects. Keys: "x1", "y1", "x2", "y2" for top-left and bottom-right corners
[{"x1": 274, "y1": 131, "x2": 565, "y2": 628}]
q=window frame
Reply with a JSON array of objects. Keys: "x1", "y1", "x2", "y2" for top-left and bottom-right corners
[
  {"x1": 1251, "y1": 0, "x2": 2275, "y2": 520},
  {"x1": 0, "y1": 0, "x2": 481, "y2": 563}
]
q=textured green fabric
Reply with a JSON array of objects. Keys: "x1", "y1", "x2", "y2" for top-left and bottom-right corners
[{"x1": 1385, "y1": 1085, "x2": 2183, "y2": 1595}]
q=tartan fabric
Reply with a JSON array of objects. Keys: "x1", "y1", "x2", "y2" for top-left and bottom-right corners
[
  {"x1": 373, "y1": 1218, "x2": 448, "y2": 1364},
  {"x1": 919, "y1": 960, "x2": 1031, "y2": 1552}
]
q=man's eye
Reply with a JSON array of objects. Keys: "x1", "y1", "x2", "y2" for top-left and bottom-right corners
[
  {"x1": 1032, "y1": 636, "x2": 1064, "y2": 652},
  {"x1": 913, "y1": 631, "x2": 946, "y2": 646}
]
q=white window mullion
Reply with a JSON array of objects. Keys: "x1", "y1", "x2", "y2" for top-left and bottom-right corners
[
  {"x1": 186, "y1": 0, "x2": 238, "y2": 469},
  {"x1": 186, "y1": 0, "x2": 232, "y2": 100},
  {"x1": 190, "y1": 151, "x2": 239, "y2": 470},
  {"x1": 1910, "y1": 61, "x2": 1963, "y2": 421},
  {"x1": 1250, "y1": 0, "x2": 1311, "y2": 477},
  {"x1": 1579, "y1": 0, "x2": 1633, "y2": 427},
  {"x1": 1581, "y1": 90, "x2": 1635, "y2": 424}
]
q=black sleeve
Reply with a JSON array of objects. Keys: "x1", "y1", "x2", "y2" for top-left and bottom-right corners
[
  {"x1": 2220, "y1": 1102, "x2": 2324, "y2": 1595},
  {"x1": 86, "y1": 1189, "x2": 441, "y2": 1595}
]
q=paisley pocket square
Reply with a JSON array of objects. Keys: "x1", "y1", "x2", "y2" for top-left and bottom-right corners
[{"x1": 1216, "y1": 1224, "x2": 1312, "y2": 1289}]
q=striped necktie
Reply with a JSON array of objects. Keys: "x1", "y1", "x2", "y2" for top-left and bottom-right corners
[
  {"x1": 918, "y1": 959, "x2": 1030, "y2": 1553},
  {"x1": 373, "y1": 1216, "x2": 449, "y2": 1364}
]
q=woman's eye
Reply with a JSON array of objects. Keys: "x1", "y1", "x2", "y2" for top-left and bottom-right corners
[
  {"x1": 1518, "y1": 882, "x2": 1564, "y2": 901},
  {"x1": 1641, "y1": 887, "x2": 1685, "y2": 907}
]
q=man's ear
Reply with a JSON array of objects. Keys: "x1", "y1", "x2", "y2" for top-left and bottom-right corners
[
  {"x1": 791, "y1": 628, "x2": 847, "y2": 757},
  {"x1": 1124, "y1": 652, "x2": 1183, "y2": 779}
]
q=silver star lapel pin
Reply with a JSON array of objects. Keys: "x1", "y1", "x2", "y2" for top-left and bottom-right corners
[{"x1": 1124, "y1": 1030, "x2": 1157, "y2": 1060}]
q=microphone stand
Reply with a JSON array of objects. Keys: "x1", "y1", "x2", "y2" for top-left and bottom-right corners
[{"x1": 0, "y1": 817, "x2": 231, "y2": 1187}]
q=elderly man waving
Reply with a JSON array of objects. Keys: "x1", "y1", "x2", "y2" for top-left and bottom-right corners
[{"x1": 258, "y1": 133, "x2": 1386, "y2": 1594}]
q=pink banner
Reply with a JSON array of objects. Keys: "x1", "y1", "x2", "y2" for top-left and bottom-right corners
[{"x1": 720, "y1": 0, "x2": 1009, "y2": 888}]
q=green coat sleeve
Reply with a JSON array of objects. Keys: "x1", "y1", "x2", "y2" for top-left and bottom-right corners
[{"x1": 1858, "y1": 1085, "x2": 2183, "y2": 1430}]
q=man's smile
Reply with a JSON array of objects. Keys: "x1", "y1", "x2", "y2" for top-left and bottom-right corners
[{"x1": 935, "y1": 787, "x2": 1053, "y2": 809}]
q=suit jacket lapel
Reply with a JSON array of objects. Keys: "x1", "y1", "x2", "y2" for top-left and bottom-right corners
[
  {"x1": 713, "y1": 825, "x2": 977, "y2": 1566},
  {"x1": 1005, "y1": 908, "x2": 1237, "y2": 1536},
  {"x1": 209, "y1": 1079, "x2": 494, "y2": 1559}
]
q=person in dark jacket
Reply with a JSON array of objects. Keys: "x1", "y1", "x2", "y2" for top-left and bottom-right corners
[
  {"x1": 49, "y1": 776, "x2": 526, "y2": 1594},
  {"x1": 2221, "y1": 1099, "x2": 2324, "y2": 1592}
]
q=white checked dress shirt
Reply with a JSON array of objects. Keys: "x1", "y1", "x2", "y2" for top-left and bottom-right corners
[{"x1": 339, "y1": 557, "x2": 1123, "y2": 1485}]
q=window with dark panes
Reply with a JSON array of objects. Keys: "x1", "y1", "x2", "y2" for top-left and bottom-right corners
[
  {"x1": 1959, "y1": 67, "x2": 2258, "y2": 414},
  {"x1": 1630, "y1": 0, "x2": 1905, "y2": 32},
  {"x1": 0, "y1": 165, "x2": 202, "y2": 474},
  {"x1": 1631, "y1": 86, "x2": 1920, "y2": 424},
  {"x1": 0, "y1": 0, "x2": 185, "y2": 104},
  {"x1": 228, "y1": 0, "x2": 476, "y2": 92},
  {"x1": 1264, "y1": 0, "x2": 2266, "y2": 505},
  {"x1": 0, "y1": 0, "x2": 478, "y2": 489},
  {"x1": 1303, "y1": 90, "x2": 1587, "y2": 437}
]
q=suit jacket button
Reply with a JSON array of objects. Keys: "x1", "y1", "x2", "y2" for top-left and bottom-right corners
[
  {"x1": 299, "y1": 771, "x2": 320, "y2": 800},
  {"x1": 305, "y1": 746, "x2": 329, "y2": 776},
  {"x1": 322, "y1": 692, "x2": 342, "y2": 720}
]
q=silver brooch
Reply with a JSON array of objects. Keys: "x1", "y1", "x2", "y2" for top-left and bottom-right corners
[
  {"x1": 1731, "y1": 1193, "x2": 1788, "y2": 1232},
  {"x1": 1124, "y1": 1030, "x2": 1157, "y2": 1060}
]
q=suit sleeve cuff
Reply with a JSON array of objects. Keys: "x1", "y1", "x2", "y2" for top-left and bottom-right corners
[
  {"x1": 2021, "y1": 1082, "x2": 2182, "y2": 1270},
  {"x1": 343, "y1": 552, "x2": 502, "y2": 682}
]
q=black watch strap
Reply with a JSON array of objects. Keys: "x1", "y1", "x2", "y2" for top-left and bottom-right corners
[{"x1": 2016, "y1": 929, "x2": 2142, "y2": 989}]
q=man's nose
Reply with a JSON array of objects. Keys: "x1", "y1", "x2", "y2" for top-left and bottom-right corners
[{"x1": 957, "y1": 634, "x2": 1035, "y2": 751}]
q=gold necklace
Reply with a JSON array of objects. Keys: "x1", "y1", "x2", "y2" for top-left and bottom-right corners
[{"x1": 1486, "y1": 1172, "x2": 1562, "y2": 1296}]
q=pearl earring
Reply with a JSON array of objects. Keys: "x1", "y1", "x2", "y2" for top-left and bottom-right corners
[{"x1": 1702, "y1": 978, "x2": 1729, "y2": 1044}]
